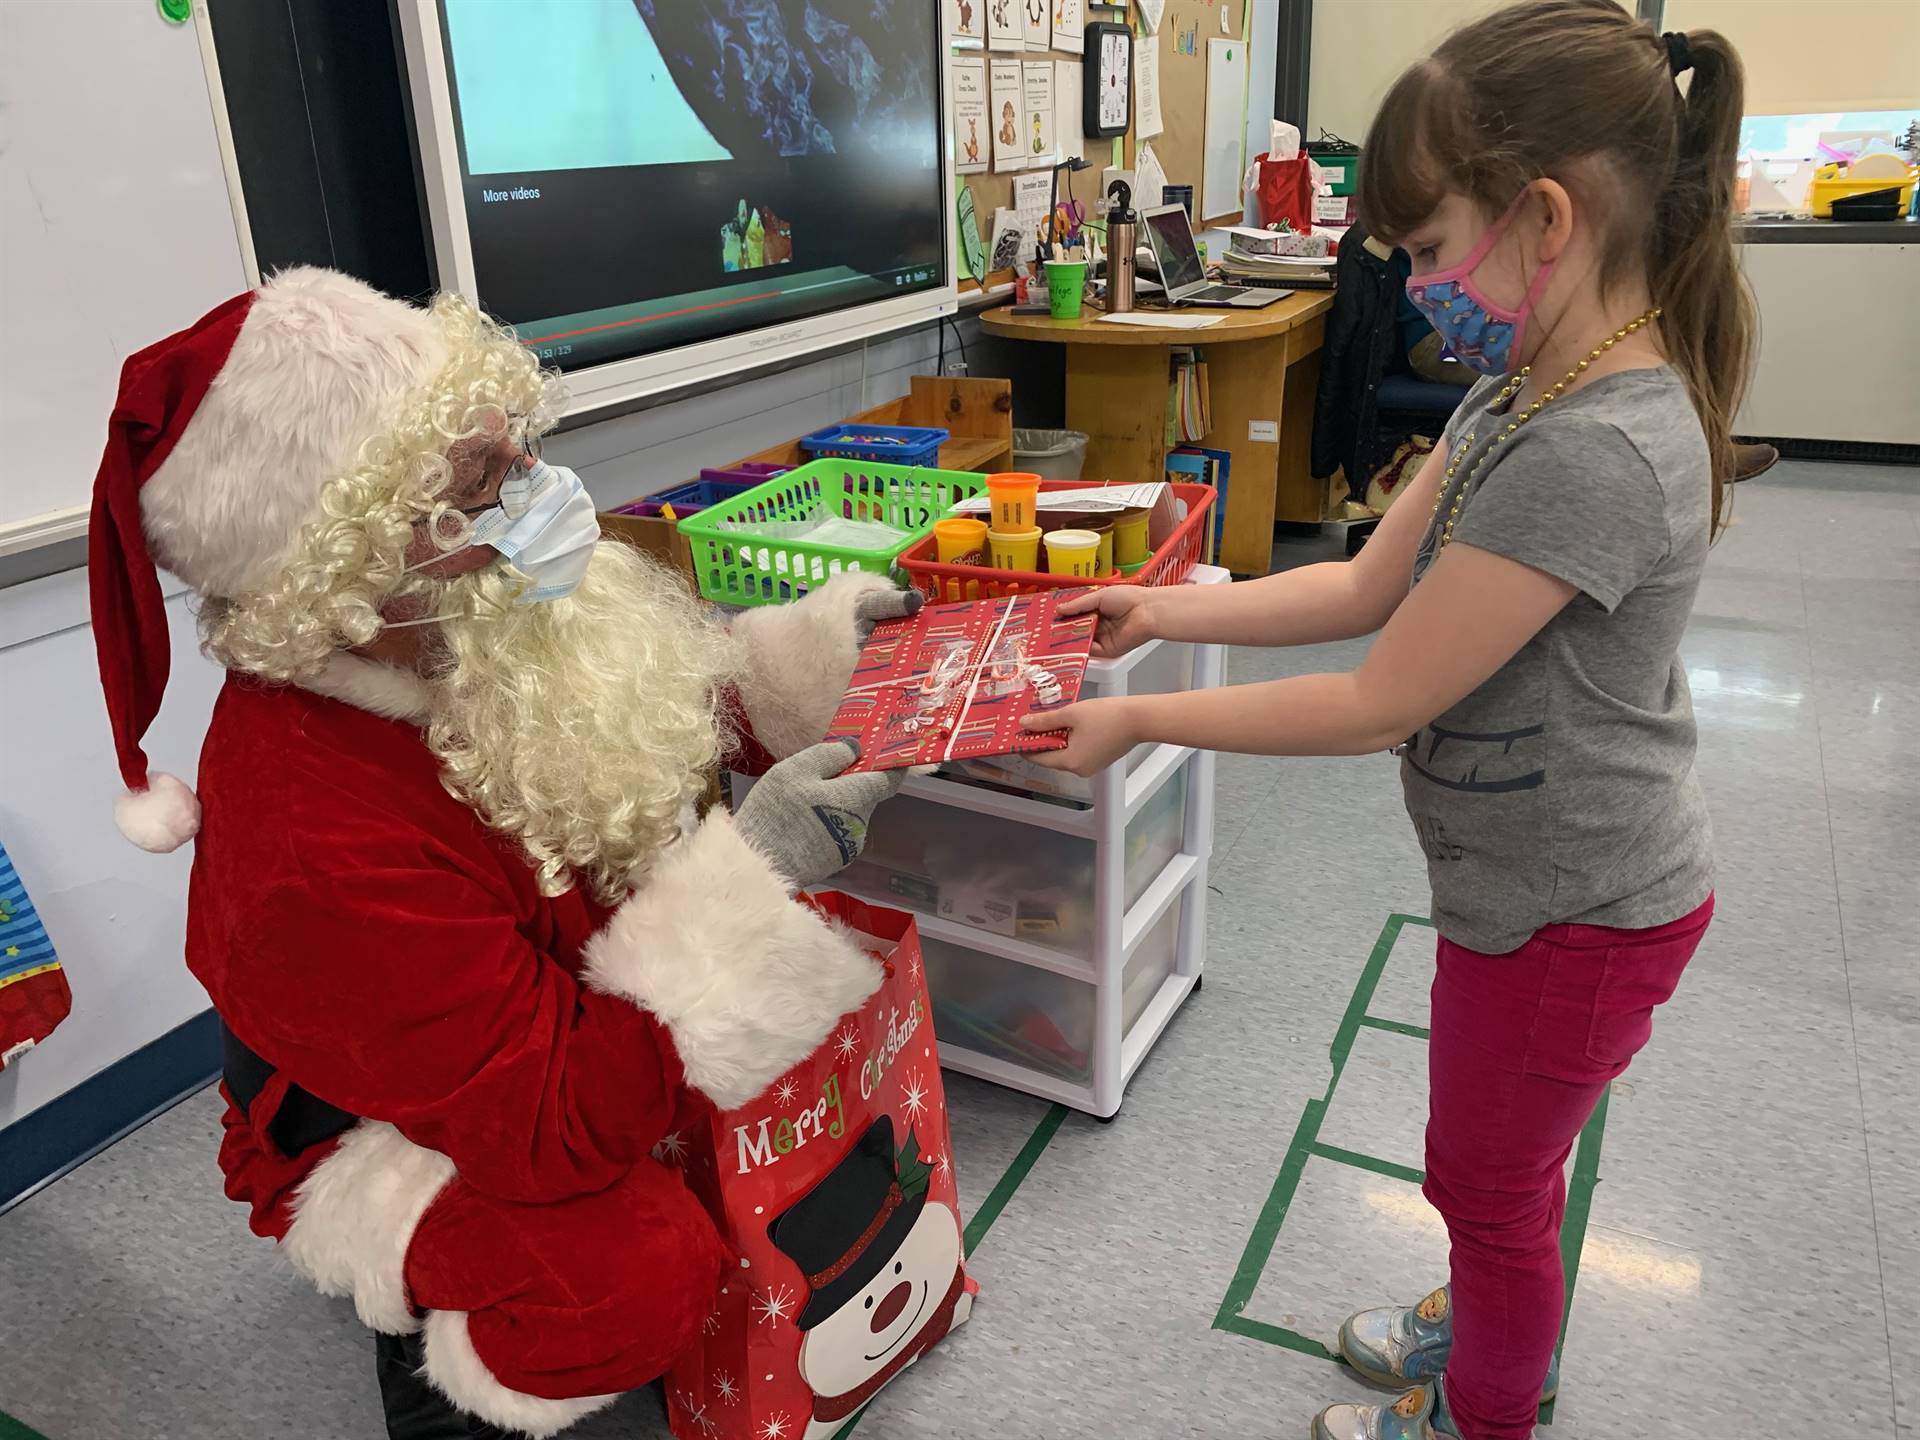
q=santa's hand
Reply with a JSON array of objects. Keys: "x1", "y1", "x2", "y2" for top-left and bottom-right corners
[
  {"x1": 730, "y1": 576, "x2": 924, "y2": 761},
  {"x1": 734, "y1": 741, "x2": 904, "y2": 888},
  {"x1": 852, "y1": 584, "x2": 924, "y2": 642},
  {"x1": 1019, "y1": 697, "x2": 1140, "y2": 778}
]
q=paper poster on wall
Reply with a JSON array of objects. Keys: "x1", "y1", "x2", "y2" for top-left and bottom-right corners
[
  {"x1": 987, "y1": 0, "x2": 1025, "y2": 52},
  {"x1": 1136, "y1": 0, "x2": 1166, "y2": 33},
  {"x1": 1054, "y1": 60, "x2": 1085, "y2": 163},
  {"x1": 1013, "y1": 170, "x2": 1053, "y2": 245},
  {"x1": 945, "y1": 0, "x2": 984, "y2": 45},
  {"x1": 1022, "y1": 61, "x2": 1056, "y2": 165},
  {"x1": 1135, "y1": 34, "x2": 1163, "y2": 139},
  {"x1": 1023, "y1": 0, "x2": 1050, "y2": 50},
  {"x1": 1051, "y1": 0, "x2": 1084, "y2": 48},
  {"x1": 989, "y1": 59, "x2": 1026, "y2": 171},
  {"x1": 1201, "y1": 37, "x2": 1249, "y2": 222},
  {"x1": 1135, "y1": 141, "x2": 1171, "y2": 216},
  {"x1": 953, "y1": 57, "x2": 990, "y2": 174},
  {"x1": 957, "y1": 184, "x2": 986, "y2": 281},
  {"x1": 988, "y1": 207, "x2": 1027, "y2": 274}
]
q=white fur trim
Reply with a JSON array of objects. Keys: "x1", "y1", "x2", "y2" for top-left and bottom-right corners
[
  {"x1": 281, "y1": 1120, "x2": 456, "y2": 1335},
  {"x1": 420, "y1": 1310, "x2": 618, "y2": 1439},
  {"x1": 113, "y1": 771, "x2": 201, "y2": 853},
  {"x1": 583, "y1": 812, "x2": 882, "y2": 1111},
  {"x1": 141, "y1": 267, "x2": 449, "y2": 598},
  {"x1": 294, "y1": 652, "x2": 433, "y2": 722},
  {"x1": 729, "y1": 571, "x2": 895, "y2": 759}
]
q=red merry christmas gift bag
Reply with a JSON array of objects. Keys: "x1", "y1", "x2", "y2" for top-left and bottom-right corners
[
  {"x1": 663, "y1": 894, "x2": 974, "y2": 1440},
  {"x1": 1252, "y1": 151, "x2": 1315, "y2": 233}
]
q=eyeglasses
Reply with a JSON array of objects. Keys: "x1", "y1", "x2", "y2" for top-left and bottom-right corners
[{"x1": 451, "y1": 429, "x2": 544, "y2": 519}]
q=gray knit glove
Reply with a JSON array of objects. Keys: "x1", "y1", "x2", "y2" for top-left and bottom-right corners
[
  {"x1": 734, "y1": 741, "x2": 903, "y2": 889},
  {"x1": 854, "y1": 584, "x2": 924, "y2": 641}
]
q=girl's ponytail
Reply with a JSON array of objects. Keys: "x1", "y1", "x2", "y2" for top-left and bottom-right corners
[{"x1": 1648, "y1": 28, "x2": 1756, "y2": 534}]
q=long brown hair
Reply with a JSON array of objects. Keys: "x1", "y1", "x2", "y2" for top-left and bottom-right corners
[{"x1": 1358, "y1": 0, "x2": 1755, "y2": 531}]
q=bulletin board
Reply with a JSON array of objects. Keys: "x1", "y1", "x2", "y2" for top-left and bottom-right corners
[
  {"x1": 956, "y1": 2, "x2": 1129, "y2": 294},
  {"x1": 1127, "y1": 0, "x2": 1250, "y2": 226}
]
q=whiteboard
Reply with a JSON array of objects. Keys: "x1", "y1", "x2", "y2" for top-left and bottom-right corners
[
  {"x1": 1201, "y1": 37, "x2": 1249, "y2": 224},
  {"x1": 0, "y1": 0, "x2": 249, "y2": 553}
]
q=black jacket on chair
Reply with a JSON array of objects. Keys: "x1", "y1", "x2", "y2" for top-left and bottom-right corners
[{"x1": 1310, "y1": 225, "x2": 1405, "y2": 497}]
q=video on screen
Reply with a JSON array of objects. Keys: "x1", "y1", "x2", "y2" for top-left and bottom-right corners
[{"x1": 439, "y1": 0, "x2": 945, "y2": 372}]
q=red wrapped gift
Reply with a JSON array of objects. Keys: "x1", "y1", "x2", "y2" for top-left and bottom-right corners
[
  {"x1": 664, "y1": 895, "x2": 974, "y2": 1440},
  {"x1": 824, "y1": 591, "x2": 1096, "y2": 772}
]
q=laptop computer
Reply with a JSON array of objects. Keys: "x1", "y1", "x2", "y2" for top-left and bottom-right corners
[{"x1": 1139, "y1": 204, "x2": 1288, "y2": 309}]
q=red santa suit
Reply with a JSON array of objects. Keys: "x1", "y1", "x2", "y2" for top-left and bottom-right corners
[{"x1": 85, "y1": 270, "x2": 894, "y2": 1437}]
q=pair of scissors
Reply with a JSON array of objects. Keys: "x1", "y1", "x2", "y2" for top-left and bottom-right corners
[{"x1": 1052, "y1": 200, "x2": 1086, "y2": 246}]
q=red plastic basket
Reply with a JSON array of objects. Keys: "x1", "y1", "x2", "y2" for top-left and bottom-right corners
[{"x1": 897, "y1": 480, "x2": 1216, "y2": 603}]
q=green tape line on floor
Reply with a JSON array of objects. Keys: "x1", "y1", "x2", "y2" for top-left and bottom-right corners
[
  {"x1": 1538, "y1": 1086, "x2": 1612, "y2": 1427},
  {"x1": 836, "y1": 1101, "x2": 1071, "y2": 1439},
  {"x1": 0, "y1": 1410, "x2": 51, "y2": 1440},
  {"x1": 965, "y1": 1103, "x2": 1070, "y2": 1256},
  {"x1": 1215, "y1": 915, "x2": 1424, "y2": 1335},
  {"x1": 1214, "y1": 908, "x2": 1613, "y2": 1430}
]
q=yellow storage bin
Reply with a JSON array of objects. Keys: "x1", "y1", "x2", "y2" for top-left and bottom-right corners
[{"x1": 1806, "y1": 158, "x2": 1917, "y2": 219}]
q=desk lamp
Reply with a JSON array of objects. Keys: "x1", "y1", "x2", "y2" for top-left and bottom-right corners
[{"x1": 1039, "y1": 156, "x2": 1094, "y2": 263}]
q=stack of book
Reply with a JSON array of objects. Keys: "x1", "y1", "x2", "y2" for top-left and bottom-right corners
[
  {"x1": 1165, "y1": 446, "x2": 1230, "y2": 565},
  {"x1": 1219, "y1": 247, "x2": 1338, "y2": 290},
  {"x1": 1164, "y1": 348, "x2": 1211, "y2": 447}
]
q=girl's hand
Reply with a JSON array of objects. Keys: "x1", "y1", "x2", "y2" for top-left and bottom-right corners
[
  {"x1": 1020, "y1": 697, "x2": 1140, "y2": 777},
  {"x1": 1057, "y1": 586, "x2": 1157, "y2": 660}
]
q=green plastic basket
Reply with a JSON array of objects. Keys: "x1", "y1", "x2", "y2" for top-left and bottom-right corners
[{"x1": 676, "y1": 457, "x2": 989, "y2": 607}]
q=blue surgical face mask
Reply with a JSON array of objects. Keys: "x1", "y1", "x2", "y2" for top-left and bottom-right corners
[
  {"x1": 460, "y1": 461, "x2": 599, "y2": 601},
  {"x1": 393, "y1": 461, "x2": 599, "y2": 626}
]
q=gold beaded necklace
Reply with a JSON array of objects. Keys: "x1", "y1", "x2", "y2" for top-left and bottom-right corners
[{"x1": 1430, "y1": 307, "x2": 1662, "y2": 549}]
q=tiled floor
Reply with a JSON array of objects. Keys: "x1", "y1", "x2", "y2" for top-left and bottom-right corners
[{"x1": 1, "y1": 462, "x2": 1913, "y2": 1440}]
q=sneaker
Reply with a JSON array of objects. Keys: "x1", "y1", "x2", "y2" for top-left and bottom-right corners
[
  {"x1": 1337, "y1": 1285, "x2": 1558, "y2": 1400},
  {"x1": 1311, "y1": 1381, "x2": 1458, "y2": 1440}
]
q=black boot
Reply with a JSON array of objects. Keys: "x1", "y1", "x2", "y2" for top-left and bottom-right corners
[{"x1": 375, "y1": 1330, "x2": 510, "y2": 1439}]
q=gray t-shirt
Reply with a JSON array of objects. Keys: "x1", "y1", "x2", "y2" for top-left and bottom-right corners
[{"x1": 1399, "y1": 366, "x2": 1715, "y2": 953}]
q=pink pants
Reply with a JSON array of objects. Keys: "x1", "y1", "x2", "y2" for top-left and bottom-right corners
[{"x1": 1423, "y1": 895, "x2": 1713, "y2": 1440}]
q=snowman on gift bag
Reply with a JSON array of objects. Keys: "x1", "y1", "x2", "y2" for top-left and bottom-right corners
[{"x1": 770, "y1": 1117, "x2": 970, "y2": 1438}]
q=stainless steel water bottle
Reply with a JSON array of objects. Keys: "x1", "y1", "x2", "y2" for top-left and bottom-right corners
[{"x1": 1105, "y1": 180, "x2": 1138, "y2": 313}]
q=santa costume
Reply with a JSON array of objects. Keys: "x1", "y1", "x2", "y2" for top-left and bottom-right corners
[{"x1": 89, "y1": 268, "x2": 900, "y2": 1437}]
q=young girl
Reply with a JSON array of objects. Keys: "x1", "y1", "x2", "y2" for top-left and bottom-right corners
[{"x1": 1023, "y1": 3, "x2": 1752, "y2": 1436}]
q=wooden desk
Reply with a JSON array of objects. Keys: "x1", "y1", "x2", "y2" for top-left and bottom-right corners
[{"x1": 978, "y1": 294, "x2": 1332, "y2": 575}]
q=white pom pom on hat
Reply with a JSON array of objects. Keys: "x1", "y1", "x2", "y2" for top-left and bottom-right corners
[{"x1": 113, "y1": 772, "x2": 203, "y2": 854}]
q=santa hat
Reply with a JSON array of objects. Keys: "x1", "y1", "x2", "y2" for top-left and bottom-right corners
[{"x1": 89, "y1": 268, "x2": 448, "y2": 853}]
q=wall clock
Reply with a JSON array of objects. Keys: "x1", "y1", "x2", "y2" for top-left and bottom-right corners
[{"x1": 1083, "y1": 21, "x2": 1131, "y2": 138}]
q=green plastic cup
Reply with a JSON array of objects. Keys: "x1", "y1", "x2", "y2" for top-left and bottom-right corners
[{"x1": 1044, "y1": 259, "x2": 1088, "y2": 320}]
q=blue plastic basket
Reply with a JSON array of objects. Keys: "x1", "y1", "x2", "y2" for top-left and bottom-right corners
[{"x1": 799, "y1": 423, "x2": 950, "y2": 468}]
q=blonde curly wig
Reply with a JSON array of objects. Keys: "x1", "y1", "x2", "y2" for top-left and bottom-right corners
[
  {"x1": 425, "y1": 542, "x2": 739, "y2": 903},
  {"x1": 200, "y1": 291, "x2": 562, "y2": 681}
]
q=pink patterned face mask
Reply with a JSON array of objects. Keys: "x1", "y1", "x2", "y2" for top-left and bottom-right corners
[{"x1": 1403, "y1": 193, "x2": 1556, "y2": 376}]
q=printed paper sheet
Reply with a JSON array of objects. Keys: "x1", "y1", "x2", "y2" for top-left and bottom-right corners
[
  {"x1": 1022, "y1": 61, "x2": 1057, "y2": 166},
  {"x1": 989, "y1": 58, "x2": 1027, "y2": 171},
  {"x1": 953, "y1": 57, "x2": 989, "y2": 175},
  {"x1": 1135, "y1": 37, "x2": 1163, "y2": 139}
]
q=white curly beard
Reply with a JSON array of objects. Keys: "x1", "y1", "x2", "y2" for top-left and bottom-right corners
[{"x1": 423, "y1": 541, "x2": 739, "y2": 904}]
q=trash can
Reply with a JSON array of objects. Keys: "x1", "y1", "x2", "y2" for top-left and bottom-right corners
[{"x1": 1012, "y1": 428, "x2": 1090, "y2": 481}]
